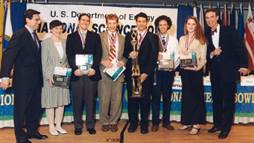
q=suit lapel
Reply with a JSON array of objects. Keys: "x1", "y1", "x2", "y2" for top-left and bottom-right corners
[
  {"x1": 206, "y1": 29, "x2": 216, "y2": 51},
  {"x1": 49, "y1": 38, "x2": 66, "y2": 61},
  {"x1": 103, "y1": 32, "x2": 109, "y2": 54},
  {"x1": 24, "y1": 28, "x2": 39, "y2": 51},
  {"x1": 84, "y1": 31, "x2": 91, "y2": 52},
  {"x1": 61, "y1": 39, "x2": 67, "y2": 62},
  {"x1": 74, "y1": 31, "x2": 83, "y2": 51},
  {"x1": 48, "y1": 38, "x2": 60, "y2": 60},
  {"x1": 117, "y1": 33, "x2": 123, "y2": 59},
  {"x1": 139, "y1": 32, "x2": 148, "y2": 51},
  {"x1": 219, "y1": 26, "x2": 225, "y2": 49}
]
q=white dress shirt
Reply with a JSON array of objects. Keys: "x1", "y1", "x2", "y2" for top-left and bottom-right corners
[
  {"x1": 159, "y1": 34, "x2": 179, "y2": 66},
  {"x1": 137, "y1": 30, "x2": 147, "y2": 49},
  {"x1": 54, "y1": 42, "x2": 64, "y2": 59},
  {"x1": 211, "y1": 24, "x2": 220, "y2": 49},
  {"x1": 79, "y1": 29, "x2": 87, "y2": 48}
]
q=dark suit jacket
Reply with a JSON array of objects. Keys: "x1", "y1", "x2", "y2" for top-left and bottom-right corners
[
  {"x1": 0, "y1": 28, "x2": 43, "y2": 90},
  {"x1": 66, "y1": 30, "x2": 102, "y2": 81},
  {"x1": 123, "y1": 31, "x2": 158, "y2": 93},
  {"x1": 206, "y1": 25, "x2": 248, "y2": 82}
]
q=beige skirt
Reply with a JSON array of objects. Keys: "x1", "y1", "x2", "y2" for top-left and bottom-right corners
[{"x1": 41, "y1": 85, "x2": 70, "y2": 108}]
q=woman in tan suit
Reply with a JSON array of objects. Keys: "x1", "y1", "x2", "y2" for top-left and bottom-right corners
[
  {"x1": 41, "y1": 20, "x2": 70, "y2": 136},
  {"x1": 178, "y1": 16, "x2": 207, "y2": 135},
  {"x1": 98, "y1": 14, "x2": 126, "y2": 132}
]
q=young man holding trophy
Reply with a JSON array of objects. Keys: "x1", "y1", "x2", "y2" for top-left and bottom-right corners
[
  {"x1": 66, "y1": 13, "x2": 102, "y2": 135},
  {"x1": 98, "y1": 14, "x2": 126, "y2": 132},
  {"x1": 151, "y1": 15, "x2": 179, "y2": 132},
  {"x1": 123, "y1": 12, "x2": 158, "y2": 134}
]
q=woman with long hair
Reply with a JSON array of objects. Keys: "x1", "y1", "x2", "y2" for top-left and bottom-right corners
[{"x1": 178, "y1": 16, "x2": 207, "y2": 135}]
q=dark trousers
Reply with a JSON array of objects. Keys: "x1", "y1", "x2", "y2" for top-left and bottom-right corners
[
  {"x1": 71, "y1": 76, "x2": 97, "y2": 129},
  {"x1": 13, "y1": 85, "x2": 42, "y2": 141},
  {"x1": 126, "y1": 76, "x2": 152, "y2": 129},
  {"x1": 210, "y1": 70, "x2": 236, "y2": 131},
  {"x1": 152, "y1": 71, "x2": 175, "y2": 126},
  {"x1": 180, "y1": 69, "x2": 206, "y2": 125}
]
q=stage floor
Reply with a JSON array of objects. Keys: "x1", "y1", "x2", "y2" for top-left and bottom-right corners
[{"x1": 0, "y1": 120, "x2": 253, "y2": 143}]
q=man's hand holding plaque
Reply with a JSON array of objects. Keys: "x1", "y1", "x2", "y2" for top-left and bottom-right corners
[
  {"x1": 103, "y1": 59, "x2": 125, "y2": 81},
  {"x1": 75, "y1": 54, "x2": 94, "y2": 75},
  {"x1": 158, "y1": 52, "x2": 175, "y2": 71},
  {"x1": 101, "y1": 59, "x2": 113, "y2": 68}
]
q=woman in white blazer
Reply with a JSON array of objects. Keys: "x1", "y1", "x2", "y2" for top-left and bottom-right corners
[{"x1": 41, "y1": 20, "x2": 70, "y2": 136}]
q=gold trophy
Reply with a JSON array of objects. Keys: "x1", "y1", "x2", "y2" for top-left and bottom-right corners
[{"x1": 130, "y1": 30, "x2": 142, "y2": 97}]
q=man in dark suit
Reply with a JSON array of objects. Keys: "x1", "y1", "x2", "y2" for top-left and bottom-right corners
[
  {"x1": 205, "y1": 8, "x2": 249, "y2": 139},
  {"x1": 123, "y1": 12, "x2": 158, "y2": 134},
  {"x1": 66, "y1": 13, "x2": 102, "y2": 135},
  {"x1": 0, "y1": 9, "x2": 48, "y2": 143}
]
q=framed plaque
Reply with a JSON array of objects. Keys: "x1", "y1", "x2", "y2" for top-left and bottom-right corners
[
  {"x1": 75, "y1": 54, "x2": 93, "y2": 74},
  {"x1": 158, "y1": 52, "x2": 175, "y2": 71},
  {"x1": 180, "y1": 52, "x2": 197, "y2": 68},
  {"x1": 53, "y1": 67, "x2": 72, "y2": 88}
]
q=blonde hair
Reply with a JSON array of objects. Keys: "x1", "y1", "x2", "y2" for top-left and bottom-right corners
[{"x1": 105, "y1": 14, "x2": 119, "y2": 23}]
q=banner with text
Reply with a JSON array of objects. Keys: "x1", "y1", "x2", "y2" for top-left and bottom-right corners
[{"x1": 26, "y1": 4, "x2": 178, "y2": 39}]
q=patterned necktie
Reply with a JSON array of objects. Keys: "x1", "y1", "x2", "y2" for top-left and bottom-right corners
[
  {"x1": 137, "y1": 33, "x2": 143, "y2": 49},
  {"x1": 109, "y1": 33, "x2": 116, "y2": 62},
  {"x1": 162, "y1": 36, "x2": 167, "y2": 51},
  {"x1": 138, "y1": 33, "x2": 143, "y2": 44}
]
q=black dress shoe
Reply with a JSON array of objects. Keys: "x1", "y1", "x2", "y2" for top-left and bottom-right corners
[
  {"x1": 208, "y1": 126, "x2": 221, "y2": 133},
  {"x1": 140, "y1": 128, "x2": 149, "y2": 134},
  {"x1": 87, "y1": 128, "x2": 96, "y2": 135},
  {"x1": 27, "y1": 132, "x2": 48, "y2": 140},
  {"x1": 74, "y1": 128, "x2": 82, "y2": 135},
  {"x1": 17, "y1": 140, "x2": 31, "y2": 143},
  {"x1": 218, "y1": 130, "x2": 229, "y2": 139},
  {"x1": 128, "y1": 124, "x2": 138, "y2": 133},
  {"x1": 163, "y1": 124, "x2": 175, "y2": 130},
  {"x1": 151, "y1": 125, "x2": 159, "y2": 132}
]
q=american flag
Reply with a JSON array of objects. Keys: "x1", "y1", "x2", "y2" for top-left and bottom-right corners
[{"x1": 244, "y1": 3, "x2": 254, "y2": 70}]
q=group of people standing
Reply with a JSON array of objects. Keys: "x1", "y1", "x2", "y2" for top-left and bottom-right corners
[{"x1": 0, "y1": 7, "x2": 249, "y2": 143}]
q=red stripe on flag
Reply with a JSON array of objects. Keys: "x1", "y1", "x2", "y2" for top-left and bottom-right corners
[
  {"x1": 245, "y1": 26, "x2": 254, "y2": 55},
  {"x1": 245, "y1": 24, "x2": 254, "y2": 70}
]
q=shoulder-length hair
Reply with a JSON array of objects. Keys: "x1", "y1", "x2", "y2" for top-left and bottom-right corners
[{"x1": 184, "y1": 16, "x2": 207, "y2": 45}]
